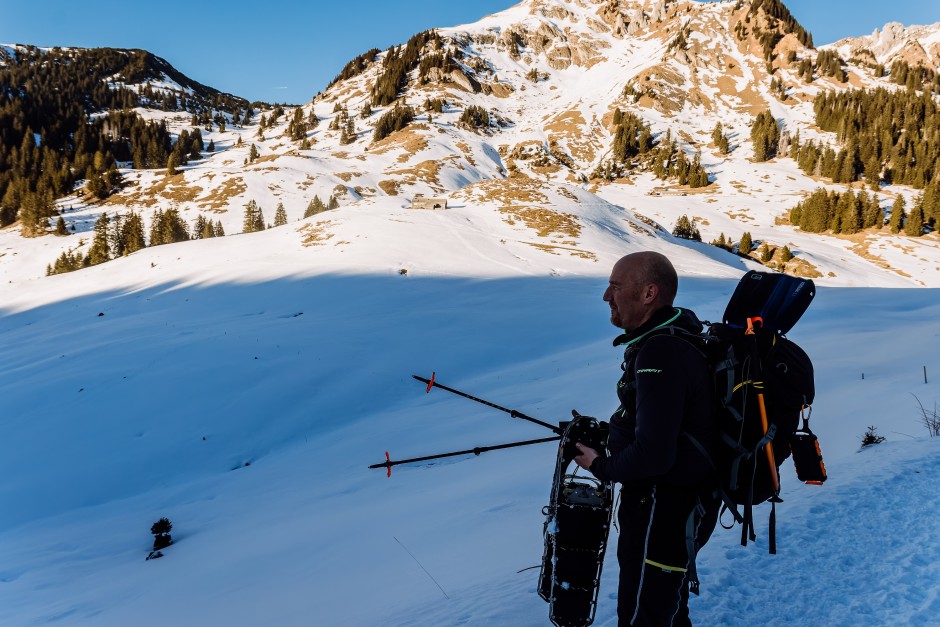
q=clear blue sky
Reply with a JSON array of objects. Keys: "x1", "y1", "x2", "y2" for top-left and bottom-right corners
[{"x1": 1, "y1": 0, "x2": 938, "y2": 105}]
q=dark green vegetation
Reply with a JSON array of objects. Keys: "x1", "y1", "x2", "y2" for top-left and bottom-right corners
[
  {"x1": 373, "y1": 104, "x2": 416, "y2": 142},
  {"x1": 0, "y1": 45, "x2": 249, "y2": 234},
  {"x1": 328, "y1": 48, "x2": 380, "y2": 89},
  {"x1": 46, "y1": 207, "x2": 225, "y2": 275},
  {"x1": 795, "y1": 87, "x2": 940, "y2": 192},
  {"x1": 734, "y1": 0, "x2": 813, "y2": 63},
  {"x1": 593, "y1": 115, "x2": 708, "y2": 188},
  {"x1": 372, "y1": 30, "x2": 443, "y2": 107},
  {"x1": 750, "y1": 110, "x2": 779, "y2": 162},
  {"x1": 788, "y1": 185, "x2": 937, "y2": 236}
]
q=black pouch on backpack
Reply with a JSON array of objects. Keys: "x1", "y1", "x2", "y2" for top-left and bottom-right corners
[{"x1": 790, "y1": 409, "x2": 827, "y2": 485}]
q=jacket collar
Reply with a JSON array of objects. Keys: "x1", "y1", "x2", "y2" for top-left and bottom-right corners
[{"x1": 613, "y1": 306, "x2": 682, "y2": 348}]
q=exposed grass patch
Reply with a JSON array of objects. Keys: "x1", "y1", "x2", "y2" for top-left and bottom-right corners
[
  {"x1": 297, "y1": 220, "x2": 336, "y2": 247},
  {"x1": 454, "y1": 141, "x2": 477, "y2": 166},
  {"x1": 378, "y1": 180, "x2": 400, "y2": 196},
  {"x1": 523, "y1": 241, "x2": 597, "y2": 260},
  {"x1": 501, "y1": 206, "x2": 581, "y2": 238},
  {"x1": 369, "y1": 124, "x2": 429, "y2": 160},
  {"x1": 387, "y1": 159, "x2": 444, "y2": 188},
  {"x1": 198, "y1": 178, "x2": 248, "y2": 213}
]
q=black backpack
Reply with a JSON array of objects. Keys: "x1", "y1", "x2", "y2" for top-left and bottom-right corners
[{"x1": 681, "y1": 271, "x2": 822, "y2": 554}]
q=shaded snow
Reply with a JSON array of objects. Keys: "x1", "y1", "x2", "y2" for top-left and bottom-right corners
[{"x1": 1, "y1": 206, "x2": 939, "y2": 625}]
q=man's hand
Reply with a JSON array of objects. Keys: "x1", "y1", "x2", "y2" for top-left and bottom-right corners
[{"x1": 574, "y1": 443, "x2": 599, "y2": 470}]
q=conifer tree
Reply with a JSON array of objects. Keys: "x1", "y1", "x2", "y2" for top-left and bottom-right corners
[
  {"x1": 711, "y1": 122, "x2": 724, "y2": 147},
  {"x1": 160, "y1": 207, "x2": 190, "y2": 244},
  {"x1": 150, "y1": 208, "x2": 166, "y2": 246},
  {"x1": 327, "y1": 195, "x2": 339, "y2": 210},
  {"x1": 123, "y1": 212, "x2": 146, "y2": 253},
  {"x1": 738, "y1": 232, "x2": 753, "y2": 256},
  {"x1": 858, "y1": 190, "x2": 878, "y2": 229},
  {"x1": 838, "y1": 190, "x2": 863, "y2": 234},
  {"x1": 905, "y1": 201, "x2": 925, "y2": 236},
  {"x1": 274, "y1": 203, "x2": 288, "y2": 226},
  {"x1": 760, "y1": 242, "x2": 774, "y2": 262},
  {"x1": 244, "y1": 200, "x2": 261, "y2": 233},
  {"x1": 55, "y1": 216, "x2": 68, "y2": 236},
  {"x1": 167, "y1": 153, "x2": 179, "y2": 176},
  {"x1": 688, "y1": 152, "x2": 709, "y2": 188},
  {"x1": 87, "y1": 212, "x2": 111, "y2": 265},
  {"x1": 151, "y1": 517, "x2": 173, "y2": 551},
  {"x1": 214, "y1": 220, "x2": 225, "y2": 237},
  {"x1": 193, "y1": 214, "x2": 207, "y2": 240},
  {"x1": 304, "y1": 196, "x2": 325, "y2": 218},
  {"x1": 671, "y1": 215, "x2": 701, "y2": 241},
  {"x1": 110, "y1": 213, "x2": 127, "y2": 257},
  {"x1": 750, "y1": 111, "x2": 780, "y2": 161},
  {"x1": 888, "y1": 195, "x2": 906, "y2": 233},
  {"x1": 710, "y1": 232, "x2": 730, "y2": 251}
]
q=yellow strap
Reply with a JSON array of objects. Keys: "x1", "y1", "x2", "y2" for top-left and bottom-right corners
[{"x1": 644, "y1": 559, "x2": 687, "y2": 573}]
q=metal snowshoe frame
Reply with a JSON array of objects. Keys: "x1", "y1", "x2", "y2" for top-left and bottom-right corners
[{"x1": 538, "y1": 414, "x2": 613, "y2": 627}]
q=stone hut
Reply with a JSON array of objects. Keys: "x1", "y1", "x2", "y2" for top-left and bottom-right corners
[{"x1": 411, "y1": 194, "x2": 448, "y2": 210}]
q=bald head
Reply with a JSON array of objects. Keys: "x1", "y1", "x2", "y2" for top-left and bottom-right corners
[
  {"x1": 619, "y1": 251, "x2": 678, "y2": 307},
  {"x1": 603, "y1": 252, "x2": 678, "y2": 330}
]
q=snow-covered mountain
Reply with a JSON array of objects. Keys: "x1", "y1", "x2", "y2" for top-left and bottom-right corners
[
  {"x1": 2, "y1": 0, "x2": 939, "y2": 289},
  {"x1": 827, "y1": 20, "x2": 940, "y2": 69},
  {"x1": 2, "y1": 2, "x2": 940, "y2": 625}
]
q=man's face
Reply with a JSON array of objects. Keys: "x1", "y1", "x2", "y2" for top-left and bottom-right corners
[{"x1": 603, "y1": 258, "x2": 651, "y2": 331}]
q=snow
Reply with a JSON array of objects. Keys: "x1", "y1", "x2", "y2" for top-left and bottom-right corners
[
  {"x1": 2, "y1": 2, "x2": 940, "y2": 624},
  {"x1": 2, "y1": 190, "x2": 940, "y2": 625}
]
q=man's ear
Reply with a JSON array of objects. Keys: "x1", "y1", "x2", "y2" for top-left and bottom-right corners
[{"x1": 642, "y1": 283, "x2": 659, "y2": 305}]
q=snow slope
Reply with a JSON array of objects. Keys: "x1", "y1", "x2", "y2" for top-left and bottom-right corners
[{"x1": 1, "y1": 197, "x2": 939, "y2": 625}]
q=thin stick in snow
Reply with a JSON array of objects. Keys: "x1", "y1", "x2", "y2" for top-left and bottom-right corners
[{"x1": 393, "y1": 536, "x2": 450, "y2": 600}]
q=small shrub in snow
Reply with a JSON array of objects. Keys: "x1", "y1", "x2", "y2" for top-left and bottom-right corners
[
  {"x1": 151, "y1": 517, "x2": 173, "y2": 551},
  {"x1": 860, "y1": 426, "x2": 886, "y2": 448}
]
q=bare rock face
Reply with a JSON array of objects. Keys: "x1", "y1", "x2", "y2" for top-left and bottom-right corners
[
  {"x1": 649, "y1": 0, "x2": 667, "y2": 23},
  {"x1": 425, "y1": 67, "x2": 444, "y2": 84},
  {"x1": 450, "y1": 69, "x2": 482, "y2": 93},
  {"x1": 529, "y1": 21, "x2": 565, "y2": 55},
  {"x1": 627, "y1": 7, "x2": 649, "y2": 35},
  {"x1": 872, "y1": 22, "x2": 908, "y2": 56},
  {"x1": 844, "y1": 21, "x2": 940, "y2": 69},
  {"x1": 596, "y1": 0, "x2": 631, "y2": 39}
]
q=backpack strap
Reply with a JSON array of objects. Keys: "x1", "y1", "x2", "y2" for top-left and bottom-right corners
[
  {"x1": 683, "y1": 432, "x2": 744, "y2": 525},
  {"x1": 685, "y1": 496, "x2": 707, "y2": 596}
]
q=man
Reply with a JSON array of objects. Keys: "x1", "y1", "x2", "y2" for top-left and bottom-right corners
[{"x1": 574, "y1": 251, "x2": 717, "y2": 627}]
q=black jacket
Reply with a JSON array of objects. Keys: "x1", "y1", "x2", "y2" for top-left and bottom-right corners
[{"x1": 590, "y1": 306, "x2": 715, "y2": 489}]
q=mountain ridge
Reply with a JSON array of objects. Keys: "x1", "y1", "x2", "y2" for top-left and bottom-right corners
[{"x1": 1, "y1": 0, "x2": 939, "y2": 289}]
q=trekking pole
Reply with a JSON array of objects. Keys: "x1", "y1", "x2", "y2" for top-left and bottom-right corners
[
  {"x1": 413, "y1": 373, "x2": 564, "y2": 435},
  {"x1": 745, "y1": 317, "x2": 780, "y2": 494},
  {"x1": 369, "y1": 436, "x2": 561, "y2": 477}
]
